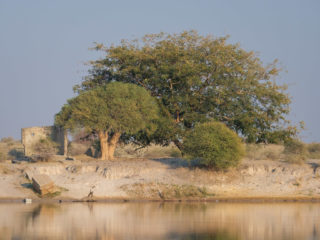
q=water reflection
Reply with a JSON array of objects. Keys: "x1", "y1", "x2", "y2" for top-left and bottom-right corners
[{"x1": 0, "y1": 202, "x2": 319, "y2": 240}]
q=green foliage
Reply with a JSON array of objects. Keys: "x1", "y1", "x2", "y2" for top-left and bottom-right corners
[
  {"x1": 183, "y1": 122, "x2": 245, "y2": 169},
  {"x1": 68, "y1": 82, "x2": 159, "y2": 134},
  {"x1": 76, "y1": 30, "x2": 295, "y2": 144},
  {"x1": 122, "y1": 110, "x2": 182, "y2": 148},
  {"x1": 54, "y1": 104, "x2": 75, "y2": 129},
  {"x1": 169, "y1": 148, "x2": 182, "y2": 158}
]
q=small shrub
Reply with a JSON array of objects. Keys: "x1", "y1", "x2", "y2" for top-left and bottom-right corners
[
  {"x1": 307, "y1": 142, "x2": 320, "y2": 153},
  {"x1": 169, "y1": 149, "x2": 182, "y2": 158},
  {"x1": 283, "y1": 139, "x2": 308, "y2": 164},
  {"x1": 245, "y1": 144, "x2": 283, "y2": 161},
  {"x1": 183, "y1": 122, "x2": 245, "y2": 169},
  {"x1": 284, "y1": 154, "x2": 306, "y2": 164},
  {"x1": 307, "y1": 143, "x2": 320, "y2": 159},
  {"x1": 31, "y1": 138, "x2": 59, "y2": 162},
  {"x1": 264, "y1": 149, "x2": 280, "y2": 160},
  {"x1": 8, "y1": 149, "x2": 24, "y2": 160},
  {"x1": 143, "y1": 144, "x2": 181, "y2": 158},
  {"x1": 284, "y1": 139, "x2": 307, "y2": 155},
  {"x1": 245, "y1": 144, "x2": 261, "y2": 160},
  {"x1": 0, "y1": 137, "x2": 15, "y2": 144}
]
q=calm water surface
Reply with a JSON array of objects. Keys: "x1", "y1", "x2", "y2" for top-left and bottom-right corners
[{"x1": 0, "y1": 202, "x2": 320, "y2": 240}]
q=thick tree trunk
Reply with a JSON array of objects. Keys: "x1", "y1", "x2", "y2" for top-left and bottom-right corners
[
  {"x1": 98, "y1": 130, "x2": 109, "y2": 160},
  {"x1": 63, "y1": 130, "x2": 68, "y2": 157},
  {"x1": 108, "y1": 132, "x2": 121, "y2": 160}
]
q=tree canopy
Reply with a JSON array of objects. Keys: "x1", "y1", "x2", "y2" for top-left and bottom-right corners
[
  {"x1": 55, "y1": 82, "x2": 159, "y2": 160},
  {"x1": 74, "y1": 30, "x2": 297, "y2": 144}
]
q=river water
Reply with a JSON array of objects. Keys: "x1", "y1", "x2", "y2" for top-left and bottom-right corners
[{"x1": 0, "y1": 202, "x2": 319, "y2": 240}]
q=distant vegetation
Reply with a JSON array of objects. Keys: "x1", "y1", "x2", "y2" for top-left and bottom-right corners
[
  {"x1": 1, "y1": 136, "x2": 320, "y2": 169},
  {"x1": 0, "y1": 137, "x2": 24, "y2": 161},
  {"x1": 51, "y1": 30, "x2": 307, "y2": 169},
  {"x1": 0, "y1": 31, "x2": 314, "y2": 171},
  {"x1": 76, "y1": 30, "x2": 300, "y2": 144}
]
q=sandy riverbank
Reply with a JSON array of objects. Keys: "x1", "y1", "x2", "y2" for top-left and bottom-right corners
[{"x1": 1, "y1": 156, "x2": 320, "y2": 202}]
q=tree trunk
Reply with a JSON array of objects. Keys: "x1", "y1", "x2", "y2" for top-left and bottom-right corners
[
  {"x1": 173, "y1": 139, "x2": 184, "y2": 155},
  {"x1": 108, "y1": 132, "x2": 121, "y2": 160},
  {"x1": 63, "y1": 129, "x2": 68, "y2": 157},
  {"x1": 98, "y1": 130, "x2": 109, "y2": 160}
]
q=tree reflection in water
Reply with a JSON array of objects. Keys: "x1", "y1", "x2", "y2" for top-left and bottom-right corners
[
  {"x1": 0, "y1": 202, "x2": 319, "y2": 240},
  {"x1": 168, "y1": 231, "x2": 238, "y2": 240}
]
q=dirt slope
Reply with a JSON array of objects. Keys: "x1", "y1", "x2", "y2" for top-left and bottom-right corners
[{"x1": 1, "y1": 157, "x2": 320, "y2": 201}]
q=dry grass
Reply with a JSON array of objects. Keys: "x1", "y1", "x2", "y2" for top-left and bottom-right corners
[
  {"x1": 115, "y1": 143, "x2": 181, "y2": 158},
  {"x1": 0, "y1": 165, "x2": 15, "y2": 174},
  {"x1": 245, "y1": 141, "x2": 320, "y2": 164},
  {"x1": 284, "y1": 154, "x2": 306, "y2": 164},
  {"x1": 68, "y1": 142, "x2": 91, "y2": 156},
  {"x1": 31, "y1": 138, "x2": 59, "y2": 162},
  {"x1": 306, "y1": 143, "x2": 320, "y2": 159},
  {"x1": 67, "y1": 141, "x2": 182, "y2": 159},
  {"x1": 0, "y1": 137, "x2": 24, "y2": 162},
  {"x1": 283, "y1": 140, "x2": 308, "y2": 164},
  {"x1": 245, "y1": 144, "x2": 284, "y2": 161}
]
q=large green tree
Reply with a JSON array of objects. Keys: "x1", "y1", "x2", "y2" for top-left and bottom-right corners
[
  {"x1": 56, "y1": 82, "x2": 159, "y2": 160},
  {"x1": 74, "y1": 30, "x2": 296, "y2": 144}
]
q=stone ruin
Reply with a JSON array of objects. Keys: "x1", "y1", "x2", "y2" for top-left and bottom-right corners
[{"x1": 21, "y1": 126, "x2": 65, "y2": 157}]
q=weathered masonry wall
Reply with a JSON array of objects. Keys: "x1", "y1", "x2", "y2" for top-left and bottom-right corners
[{"x1": 21, "y1": 126, "x2": 65, "y2": 156}]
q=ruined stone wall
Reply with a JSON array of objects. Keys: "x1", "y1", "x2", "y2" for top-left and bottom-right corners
[{"x1": 21, "y1": 126, "x2": 64, "y2": 156}]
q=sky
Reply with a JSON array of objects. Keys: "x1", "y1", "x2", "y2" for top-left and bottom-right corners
[{"x1": 0, "y1": 0, "x2": 319, "y2": 142}]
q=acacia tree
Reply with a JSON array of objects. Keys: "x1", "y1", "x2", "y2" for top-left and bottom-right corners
[
  {"x1": 75, "y1": 30, "x2": 298, "y2": 145},
  {"x1": 58, "y1": 82, "x2": 159, "y2": 160}
]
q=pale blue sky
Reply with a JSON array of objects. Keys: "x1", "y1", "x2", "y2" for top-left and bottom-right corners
[{"x1": 0, "y1": 0, "x2": 319, "y2": 142}]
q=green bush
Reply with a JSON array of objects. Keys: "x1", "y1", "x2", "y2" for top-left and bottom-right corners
[{"x1": 183, "y1": 122, "x2": 245, "y2": 169}]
